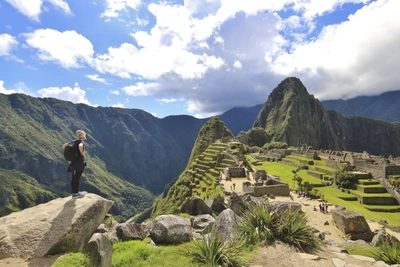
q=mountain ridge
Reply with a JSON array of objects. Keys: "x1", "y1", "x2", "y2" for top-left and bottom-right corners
[{"x1": 1, "y1": 77, "x2": 400, "y2": 220}]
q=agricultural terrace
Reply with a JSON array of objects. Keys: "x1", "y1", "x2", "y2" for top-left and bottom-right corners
[{"x1": 245, "y1": 153, "x2": 400, "y2": 226}]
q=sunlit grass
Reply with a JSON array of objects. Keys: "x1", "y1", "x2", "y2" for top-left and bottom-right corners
[
  {"x1": 112, "y1": 240, "x2": 193, "y2": 267},
  {"x1": 246, "y1": 156, "x2": 400, "y2": 226}
]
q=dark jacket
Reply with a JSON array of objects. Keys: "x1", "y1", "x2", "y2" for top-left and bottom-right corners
[{"x1": 67, "y1": 140, "x2": 86, "y2": 173}]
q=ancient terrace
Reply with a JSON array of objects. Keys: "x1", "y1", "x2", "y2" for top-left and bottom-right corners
[{"x1": 187, "y1": 141, "x2": 290, "y2": 199}]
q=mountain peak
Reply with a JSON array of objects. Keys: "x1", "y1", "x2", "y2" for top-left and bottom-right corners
[
  {"x1": 268, "y1": 77, "x2": 311, "y2": 103},
  {"x1": 253, "y1": 77, "x2": 343, "y2": 149}
]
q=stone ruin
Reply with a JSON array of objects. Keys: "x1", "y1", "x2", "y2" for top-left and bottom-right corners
[{"x1": 242, "y1": 178, "x2": 290, "y2": 197}]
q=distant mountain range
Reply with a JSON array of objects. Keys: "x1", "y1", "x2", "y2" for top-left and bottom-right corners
[
  {"x1": 0, "y1": 77, "x2": 399, "y2": 221},
  {"x1": 321, "y1": 91, "x2": 400, "y2": 123}
]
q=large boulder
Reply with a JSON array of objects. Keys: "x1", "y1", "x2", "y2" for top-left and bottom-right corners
[
  {"x1": 149, "y1": 215, "x2": 192, "y2": 244},
  {"x1": 331, "y1": 205, "x2": 374, "y2": 242},
  {"x1": 269, "y1": 200, "x2": 301, "y2": 214},
  {"x1": 0, "y1": 193, "x2": 114, "y2": 259},
  {"x1": 370, "y1": 228, "x2": 400, "y2": 247},
  {"x1": 230, "y1": 192, "x2": 246, "y2": 215},
  {"x1": 180, "y1": 196, "x2": 212, "y2": 215},
  {"x1": 116, "y1": 223, "x2": 149, "y2": 241},
  {"x1": 83, "y1": 233, "x2": 113, "y2": 267},
  {"x1": 214, "y1": 208, "x2": 240, "y2": 240},
  {"x1": 211, "y1": 194, "x2": 227, "y2": 213},
  {"x1": 190, "y1": 214, "x2": 215, "y2": 234}
]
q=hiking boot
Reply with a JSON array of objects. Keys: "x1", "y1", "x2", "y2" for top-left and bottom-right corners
[{"x1": 72, "y1": 193, "x2": 85, "y2": 198}]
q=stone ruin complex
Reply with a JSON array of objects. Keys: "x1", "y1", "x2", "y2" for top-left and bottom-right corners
[
  {"x1": 317, "y1": 149, "x2": 400, "y2": 205},
  {"x1": 222, "y1": 166, "x2": 290, "y2": 198}
]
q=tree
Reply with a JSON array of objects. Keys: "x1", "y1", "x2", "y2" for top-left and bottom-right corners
[{"x1": 292, "y1": 165, "x2": 304, "y2": 192}]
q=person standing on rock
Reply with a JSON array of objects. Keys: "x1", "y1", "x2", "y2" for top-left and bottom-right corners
[{"x1": 62, "y1": 130, "x2": 87, "y2": 198}]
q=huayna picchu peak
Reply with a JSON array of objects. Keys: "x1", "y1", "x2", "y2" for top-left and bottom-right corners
[{"x1": 253, "y1": 77, "x2": 400, "y2": 156}]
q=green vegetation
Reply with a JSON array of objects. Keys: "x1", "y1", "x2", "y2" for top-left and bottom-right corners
[
  {"x1": 374, "y1": 238, "x2": 400, "y2": 264},
  {"x1": 111, "y1": 240, "x2": 193, "y2": 267},
  {"x1": 236, "y1": 127, "x2": 270, "y2": 148},
  {"x1": 51, "y1": 253, "x2": 92, "y2": 267},
  {"x1": 182, "y1": 230, "x2": 244, "y2": 267},
  {"x1": 333, "y1": 165, "x2": 357, "y2": 189},
  {"x1": 237, "y1": 204, "x2": 321, "y2": 252},
  {"x1": 245, "y1": 154, "x2": 400, "y2": 226},
  {"x1": 152, "y1": 117, "x2": 235, "y2": 218},
  {"x1": 347, "y1": 239, "x2": 400, "y2": 265}
]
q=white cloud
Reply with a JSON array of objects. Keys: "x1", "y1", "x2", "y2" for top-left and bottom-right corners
[
  {"x1": 38, "y1": 83, "x2": 91, "y2": 105},
  {"x1": 233, "y1": 60, "x2": 242, "y2": 69},
  {"x1": 266, "y1": 0, "x2": 400, "y2": 100},
  {"x1": 0, "y1": 80, "x2": 17, "y2": 94},
  {"x1": 85, "y1": 74, "x2": 110, "y2": 84},
  {"x1": 122, "y1": 82, "x2": 160, "y2": 96},
  {"x1": 101, "y1": 0, "x2": 141, "y2": 18},
  {"x1": 0, "y1": 81, "x2": 29, "y2": 94},
  {"x1": 110, "y1": 90, "x2": 120, "y2": 95},
  {"x1": 24, "y1": 29, "x2": 94, "y2": 68},
  {"x1": 112, "y1": 103, "x2": 124, "y2": 108},
  {"x1": 156, "y1": 98, "x2": 178, "y2": 104},
  {"x1": 0, "y1": 33, "x2": 18, "y2": 56},
  {"x1": 5, "y1": 0, "x2": 71, "y2": 21}
]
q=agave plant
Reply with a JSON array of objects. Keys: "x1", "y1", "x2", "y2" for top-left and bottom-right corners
[
  {"x1": 275, "y1": 208, "x2": 322, "y2": 252},
  {"x1": 374, "y1": 238, "x2": 400, "y2": 265},
  {"x1": 182, "y1": 228, "x2": 243, "y2": 267},
  {"x1": 236, "y1": 203, "x2": 277, "y2": 245}
]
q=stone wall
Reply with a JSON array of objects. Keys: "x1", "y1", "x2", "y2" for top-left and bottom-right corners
[
  {"x1": 386, "y1": 166, "x2": 400, "y2": 175},
  {"x1": 356, "y1": 185, "x2": 387, "y2": 194},
  {"x1": 242, "y1": 180, "x2": 289, "y2": 197},
  {"x1": 355, "y1": 163, "x2": 400, "y2": 205},
  {"x1": 356, "y1": 195, "x2": 398, "y2": 205}
]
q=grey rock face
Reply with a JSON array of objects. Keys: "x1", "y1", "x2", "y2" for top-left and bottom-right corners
[
  {"x1": 332, "y1": 206, "x2": 374, "y2": 242},
  {"x1": 83, "y1": 233, "x2": 113, "y2": 267},
  {"x1": 149, "y1": 215, "x2": 193, "y2": 244},
  {"x1": 0, "y1": 193, "x2": 114, "y2": 259},
  {"x1": 180, "y1": 196, "x2": 212, "y2": 215},
  {"x1": 214, "y1": 208, "x2": 240, "y2": 240}
]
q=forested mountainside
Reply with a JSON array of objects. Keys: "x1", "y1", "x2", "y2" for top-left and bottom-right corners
[
  {"x1": 151, "y1": 117, "x2": 235, "y2": 217},
  {"x1": 0, "y1": 93, "x2": 206, "y2": 220},
  {"x1": 253, "y1": 77, "x2": 400, "y2": 157},
  {"x1": 321, "y1": 90, "x2": 400, "y2": 122}
]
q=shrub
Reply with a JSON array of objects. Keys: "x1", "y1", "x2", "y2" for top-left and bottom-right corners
[
  {"x1": 236, "y1": 204, "x2": 276, "y2": 245},
  {"x1": 374, "y1": 238, "x2": 400, "y2": 265},
  {"x1": 51, "y1": 253, "x2": 92, "y2": 267},
  {"x1": 237, "y1": 204, "x2": 322, "y2": 252},
  {"x1": 275, "y1": 208, "x2": 322, "y2": 252},
  {"x1": 182, "y1": 229, "x2": 243, "y2": 267}
]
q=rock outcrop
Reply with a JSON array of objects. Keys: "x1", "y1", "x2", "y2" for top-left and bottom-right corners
[
  {"x1": 332, "y1": 205, "x2": 374, "y2": 242},
  {"x1": 0, "y1": 193, "x2": 113, "y2": 259},
  {"x1": 180, "y1": 196, "x2": 213, "y2": 215},
  {"x1": 149, "y1": 215, "x2": 193, "y2": 244}
]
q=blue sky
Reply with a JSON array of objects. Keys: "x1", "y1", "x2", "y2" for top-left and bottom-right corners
[{"x1": 0, "y1": 0, "x2": 399, "y2": 118}]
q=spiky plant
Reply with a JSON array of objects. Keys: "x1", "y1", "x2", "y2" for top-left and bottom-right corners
[
  {"x1": 275, "y1": 208, "x2": 322, "y2": 252},
  {"x1": 374, "y1": 238, "x2": 400, "y2": 265},
  {"x1": 236, "y1": 204, "x2": 277, "y2": 245},
  {"x1": 182, "y1": 229, "x2": 243, "y2": 267}
]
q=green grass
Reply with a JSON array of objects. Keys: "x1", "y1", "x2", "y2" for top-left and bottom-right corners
[
  {"x1": 112, "y1": 240, "x2": 193, "y2": 267},
  {"x1": 51, "y1": 253, "x2": 92, "y2": 267},
  {"x1": 347, "y1": 244, "x2": 378, "y2": 259},
  {"x1": 245, "y1": 155, "x2": 400, "y2": 226}
]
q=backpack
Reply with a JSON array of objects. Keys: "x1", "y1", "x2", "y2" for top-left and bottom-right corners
[{"x1": 64, "y1": 140, "x2": 80, "y2": 162}]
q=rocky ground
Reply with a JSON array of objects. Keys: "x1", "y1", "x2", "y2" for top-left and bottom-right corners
[
  {"x1": 1, "y1": 187, "x2": 399, "y2": 267},
  {"x1": 246, "y1": 195, "x2": 400, "y2": 267}
]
